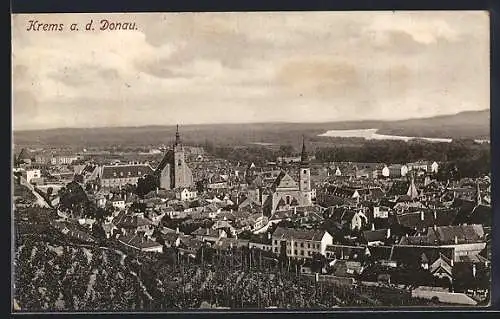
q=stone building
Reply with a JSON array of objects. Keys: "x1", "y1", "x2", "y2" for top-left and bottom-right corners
[{"x1": 155, "y1": 125, "x2": 194, "y2": 190}]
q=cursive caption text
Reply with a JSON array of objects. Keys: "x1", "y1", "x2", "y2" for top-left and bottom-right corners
[{"x1": 26, "y1": 19, "x2": 138, "y2": 32}]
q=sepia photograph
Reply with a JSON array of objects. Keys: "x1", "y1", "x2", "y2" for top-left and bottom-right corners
[{"x1": 11, "y1": 11, "x2": 491, "y2": 312}]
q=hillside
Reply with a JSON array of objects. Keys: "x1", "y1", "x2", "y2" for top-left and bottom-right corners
[{"x1": 13, "y1": 110, "x2": 490, "y2": 149}]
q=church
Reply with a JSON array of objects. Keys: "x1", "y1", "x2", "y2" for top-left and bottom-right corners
[
  {"x1": 155, "y1": 125, "x2": 194, "y2": 190},
  {"x1": 263, "y1": 138, "x2": 314, "y2": 214}
]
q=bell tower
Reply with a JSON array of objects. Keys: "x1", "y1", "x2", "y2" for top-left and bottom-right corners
[
  {"x1": 172, "y1": 125, "x2": 193, "y2": 189},
  {"x1": 299, "y1": 136, "x2": 312, "y2": 206}
]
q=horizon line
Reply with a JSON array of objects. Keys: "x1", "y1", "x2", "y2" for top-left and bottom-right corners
[{"x1": 13, "y1": 108, "x2": 489, "y2": 133}]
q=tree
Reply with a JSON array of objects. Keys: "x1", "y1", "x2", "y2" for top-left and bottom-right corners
[
  {"x1": 279, "y1": 145, "x2": 295, "y2": 157},
  {"x1": 136, "y1": 174, "x2": 158, "y2": 198}
]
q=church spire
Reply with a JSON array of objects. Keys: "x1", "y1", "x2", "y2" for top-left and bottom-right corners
[
  {"x1": 300, "y1": 135, "x2": 308, "y2": 166},
  {"x1": 476, "y1": 182, "x2": 482, "y2": 206},
  {"x1": 174, "y1": 124, "x2": 181, "y2": 146}
]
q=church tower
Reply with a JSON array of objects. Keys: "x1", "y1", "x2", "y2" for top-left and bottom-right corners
[
  {"x1": 299, "y1": 136, "x2": 312, "y2": 206},
  {"x1": 173, "y1": 125, "x2": 193, "y2": 189}
]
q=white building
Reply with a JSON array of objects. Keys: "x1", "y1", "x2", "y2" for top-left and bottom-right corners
[
  {"x1": 271, "y1": 227, "x2": 333, "y2": 258},
  {"x1": 24, "y1": 169, "x2": 41, "y2": 183},
  {"x1": 176, "y1": 188, "x2": 198, "y2": 201}
]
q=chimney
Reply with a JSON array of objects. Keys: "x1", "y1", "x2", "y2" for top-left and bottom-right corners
[
  {"x1": 420, "y1": 211, "x2": 424, "y2": 221},
  {"x1": 454, "y1": 236, "x2": 458, "y2": 244},
  {"x1": 371, "y1": 223, "x2": 375, "y2": 231}
]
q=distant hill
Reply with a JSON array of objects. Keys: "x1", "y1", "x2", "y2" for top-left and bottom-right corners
[{"x1": 13, "y1": 110, "x2": 490, "y2": 149}]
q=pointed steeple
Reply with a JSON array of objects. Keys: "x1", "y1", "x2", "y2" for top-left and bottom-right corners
[
  {"x1": 407, "y1": 172, "x2": 419, "y2": 200},
  {"x1": 476, "y1": 182, "x2": 482, "y2": 206},
  {"x1": 300, "y1": 135, "x2": 308, "y2": 166},
  {"x1": 174, "y1": 124, "x2": 181, "y2": 146}
]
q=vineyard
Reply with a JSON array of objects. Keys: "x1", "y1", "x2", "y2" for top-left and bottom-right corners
[{"x1": 13, "y1": 231, "x2": 434, "y2": 311}]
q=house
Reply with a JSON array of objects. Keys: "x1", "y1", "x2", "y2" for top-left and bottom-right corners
[
  {"x1": 373, "y1": 206, "x2": 390, "y2": 219},
  {"x1": 381, "y1": 165, "x2": 390, "y2": 178},
  {"x1": 398, "y1": 224, "x2": 486, "y2": 260},
  {"x1": 176, "y1": 188, "x2": 198, "y2": 201},
  {"x1": 50, "y1": 220, "x2": 96, "y2": 243},
  {"x1": 362, "y1": 228, "x2": 391, "y2": 246},
  {"x1": 23, "y1": 169, "x2": 41, "y2": 184},
  {"x1": 99, "y1": 163, "x2": 155, "y2": 188},
  {"x1": 388, "y1": 164, "x2": 409, "y2": 178},
  {"x1": 215, "y1": 238, "x2": 249, "y2": 250},
  {"x1": 114, "y1": 213, "x2": 155, "y2": 237},
  {"x1": 407, "y1": 161, "x2": 438, "y2": 174},
  {"x1": 118, "y1": 233, "x2": 163, "y2": 253},
  {"x1": 191, "y1": 227, "x2": 227, "y2": 243},
  {"x1": 51, "y1": 155, "x2": 78, "y2": 165},
  {"x1": 325, "y1": 244, "x2": 369, "y2": 261},
  {"x1": 271, "y1": 227, "x2": 333, "y2": 258},
  {"x1": 332, "y1": 207, "x2": 369, "y2": 230},
  {"x1": 111, "y1": 198, "x2": 126, "y2": 210},
  {"x1": 329, "y1": 259, "x2": 364, "y2": 278},
  {"x1": 102, "y1": 221, "x2": 118, "y2": 239}
]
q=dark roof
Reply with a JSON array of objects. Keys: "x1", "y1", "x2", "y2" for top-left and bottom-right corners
[
  {"x1": 272, "y1": 226, "x2": 328, "y2": 241},
  {"x1": 155, "y1": 150, "x2": 174, "y2": 174},
  {"x1": 452, "y1": 198, "x2": 477, "y2": 225},
  {"x1": 362, "y1": 229, "x2": 388, "y2": 243},
  {"x1": 101, "y1": 164, "x2": 154, "y2": 179},
  {"x1": 390, "y1": 245, "x2": 454, "y2": 266},
  {"x1": 119, "y1": 234, "x2": 162, "y2": 249},
  {"x1": 325, "y1": 244, "x2": 367, "y2": 260},
  {"x1": 427, "y1": 224, "x2": 484, "y2": 245},
  {"x1": 115, "y1": 214, "x2": 154, "y2": 228},
  {"x1": 192, "y1": 227, "x2": 223, "y2": 238},
  {"x1": 388, "y1": 181, "x2": 410, "y2": 196},
  {"x1": 367, "y1": 246, "x2": 393, "y2": 261},
  {"x1": 463, "y1": 204, "x2": 491, "y2": 227}
]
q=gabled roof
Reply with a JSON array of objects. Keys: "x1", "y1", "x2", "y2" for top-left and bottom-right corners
[
  {"x1": 192, "y1": 227, "x2": 224, "y2": 238},
  {"x1": 427, "y1": 224, "x2": 484, "y2": 245},
  {"x1": 119, "y1": 233, "x2": 162, "y2": 249},
  {"x1": 362, "y1": 229, "x2": 388, "y2": 243},
  {"x1": 390, "y1": 245, "x2": 454, "y2": 266},
  {"x1": 155, "y1": 150, "x2": 174, "y2": 174},
  {"x1": 272, "y1": 226, "x2": 328, "y2": 241},
  {"x1": 115, "y1": 214, "x2": 154, "y2": 228},
  {"x1": 101, "y1": 164, "x2": 154, "y2": 179},
  {"x1": 326, "y1": 244, "x2": 368, "y2": 260},
  {"x1": 273, "y1": 171, "x2": 298, "y2": 190}
]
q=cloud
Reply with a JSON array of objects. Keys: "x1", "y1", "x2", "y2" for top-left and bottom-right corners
[{"x1": 11, "y1": 12, "x2": 489, "y2": 130}]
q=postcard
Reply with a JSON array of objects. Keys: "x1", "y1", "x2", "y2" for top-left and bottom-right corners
[{"x1": 11, "y1": 11, "x2": 491, "y2": 312}]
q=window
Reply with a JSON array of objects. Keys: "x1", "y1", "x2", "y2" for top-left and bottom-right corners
[
  {"x1": 300, "y1": 243, "x2": 304, "y2": 248},
  {"x1": 294, "y1": 242, "x2": 297, "y2": 247},
  {"x1": 307, "y1": 243, "x2": 310, "y2": 249},
  {"x1": 274, "y1": 248, "x2": 278, "y2": 253},
  {"x1": 303, "y1": 169, "x2": 307, "y2": 174},
  {"x1": 294, "y1": 250, "x2": 297, "y2": 255},
  {"x1": 300, "y1": 250, "x2": 304, "y2": 256}
]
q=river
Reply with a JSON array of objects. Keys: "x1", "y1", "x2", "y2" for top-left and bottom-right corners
[{"x1": 318, "y1": 128, "x2": 489, "y2": 144}]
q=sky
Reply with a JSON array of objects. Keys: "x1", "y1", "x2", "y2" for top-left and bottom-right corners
[{"x1": 12, "y1": 11, "x2": 489, "y2": 130}]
